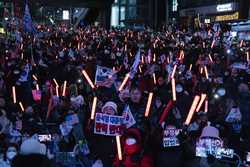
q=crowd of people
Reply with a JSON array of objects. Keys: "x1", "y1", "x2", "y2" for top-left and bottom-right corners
[{"x1": 0, "y1": 22, "x2": 250, "y2": 167}]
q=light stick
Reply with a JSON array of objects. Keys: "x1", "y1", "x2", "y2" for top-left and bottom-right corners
[
  {"x1": 139, "y1": 66, "x2": 142, "y2": 73},
  {"x1": 56, "y1": 86, "x2": 59, "y2": 97},
  {"x1": 240, "y1": 40, "x2": 243, "y2": 47},
  {"x1": 32, "y1": 75, "x2": 38, "y2": 81},
  {"x1": 196, "y1": 94, "x2": 206, "y2": 112},
  {"x1": 189, "y1": 64, "x2": 192, "y2": 71},
  {"x1": 36, "y1": 84, "x2": 39, "y2": 91},
  {"x1": 53, "y1": 78, "x2": 59, "y2": 87},
  {"x1": 118, "y1": 73, "x2": 130, "y2": 92},
  {"x1": 91, "y1": 97, "x2": 97, "y2": 120},
  {"x1": 171, "y1": 65, "x2": 177, "y2": 78},
  {"x1": 116, "y1": 136, "x2": 122, "y2": 160},
  {"x1": 12, "y1": 86, "x2": 16, "y2": 104},
  {"x1": 153, "y1": 73, "x2": 157, "y2": 85},
  {"x1": 19, "y1": 102, "x2": 24, "y2": 112},
  {"x1": 204, "y1": 66, "x2": 209, "y2": 79},
  {"x1": 141, "y1": 56, "x2": 145, "y2": 64},
  {"x1": 204, "y1": 100, "x2": 208, "y2": 113},
  {"x1": 62, "y1": 81, "x2": 67, "y2": 96},
  {"x1": 81, "y1": 70, "x2": 95, "y2": 89},
  {"x1": 159, "y1": 100, "x2": 174, "y2": 124},
  {"x1": 247, "y1": 52, "x2": 249, "y2": 62},
  {"x1": 153, "y1": 53, "x2": 156, "y2": 62},
  {"x1": 203, "y1": 42, "x2": 205, "y2": 48},
  {"x1": 171, "y1": 78, "x2": 176, "y2": 101},
  {"x1": 208, "y1": 54, "x2": 213, "y2": 63},
  {"x1": 185, "y1": 96, "x2": 200, "y2": 125},
  {"x1": 145, "y1": 92, "x2": 153, "y2": 117},
  {"x1": 200, "y1": 67, "x2": 203, "y2": 74},
  {"x1": 211, "y1": 40, "x2": 215, "y2": 48}
]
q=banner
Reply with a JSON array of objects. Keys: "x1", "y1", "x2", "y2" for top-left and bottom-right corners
[
  {"x1": 122, "y1": 105, "x2": 136, "y2": 128},
  {"x1": 163, "y1": 125, "x2": 181, "y2": 147},
  {"x1": 196, "y1": 138, "x2": 223, "y2": 158},
  {"x1": 95, "y1": 66, "x2": 115, "y2": 87},
  {"x1": 94, "y1": 113, "x2": 125, "y2": 136}
]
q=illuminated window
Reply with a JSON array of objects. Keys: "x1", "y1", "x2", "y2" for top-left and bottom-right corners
[
  {"x1": 111, "y1": 6, "x2": 119, "y2": 27},
  {"x1": 172, "y1": 0, "x2": 178, "y2": 12}
]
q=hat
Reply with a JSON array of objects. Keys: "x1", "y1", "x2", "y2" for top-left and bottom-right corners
[
  {"x1": 102, "y1": 101, "x2": 117, "y2": 113},
  {"x1": 200, "y1": 124, "x2": 220, "y2": 139},
  {"x1": 20, "y1": 138, "x2": 46, "y2": 155}
]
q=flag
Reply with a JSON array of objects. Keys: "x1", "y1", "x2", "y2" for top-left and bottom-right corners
[
  {"x1": 129, "y1": 49, "x2": 141, "y2": 79},
  {"x1": 122, "y1": 105, "x2": 136, "y2": 128},
  {"x1": 23, "y1": 1, "x2": 36, "y2": 33}
]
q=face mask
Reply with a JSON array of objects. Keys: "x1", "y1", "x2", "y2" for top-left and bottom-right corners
[
  {"x1": 6, "y1": 151, "x2": 17, "y2": 160},
  {"x1": 126, "y1": 138, "x2": 136, "y2": 146}
]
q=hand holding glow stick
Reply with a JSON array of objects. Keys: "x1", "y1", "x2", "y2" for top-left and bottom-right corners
[
  {"x1": 53, "y1": 78, "x2": 59, "y2": 87},
  {"x1": 185, "y1": 96, "x2": 200, "y2": 125},
  {"x1": 116, "y1": 136, "x2": 122, "y2": 160},
  {"x1": 91, "y1": 97, "x2": 97, "y2": 120},
  {"x1": 145, "y1": 92, "x2": 153, "y2": 117},
  {"x1": 82, "y1": 70, "x2": 95, "y2": 89}
]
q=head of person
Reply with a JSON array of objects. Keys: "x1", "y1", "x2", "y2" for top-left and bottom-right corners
[
  {"x1": 101, "y1": 101, "x2": 117, "y2": 115},
  {"x1": 130, "y1": 87, "x2": 142, "y2": 104},
  {"x1": 4, "y1": 144, "x2": 18, "y2": 161}
]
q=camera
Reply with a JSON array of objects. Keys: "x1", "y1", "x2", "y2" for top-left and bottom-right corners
[{"x1": 38, "y1": 134, "x2": 52, "y2": 142}]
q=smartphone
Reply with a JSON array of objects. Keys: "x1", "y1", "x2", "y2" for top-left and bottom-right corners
[{"x1": 38, "y1": 134, "x2": 52, "y2": 142}]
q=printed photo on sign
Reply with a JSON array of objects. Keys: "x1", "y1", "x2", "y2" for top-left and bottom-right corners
[
  {"x1": 196, "y1": 138, "x2": 223, "y2": 158},
  {"x1": 95, "y1": 66, "x2": 116, "y2": 86},
  {"x1": 94, "y1": 113, "x2": 125, "y2": 136},
  {"x1": 163, "y1": 125, "x2": 181, "y2": 147}
]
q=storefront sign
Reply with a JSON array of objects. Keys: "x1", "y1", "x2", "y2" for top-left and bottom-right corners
[
  {"x1": 216, "y1": 12, "x2": 239, "y2": 21},
  {"x1": 217, "y1": 3, "x2": 233, "y2": 12}
]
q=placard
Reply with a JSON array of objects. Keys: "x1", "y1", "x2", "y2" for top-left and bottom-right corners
[
  {"x1": 65, "y1": 114, "x2": 79, "y2": 125},
  {"x1": 163, "y1": 126, "x2": 181, "y2": 147},
  {"x1": 94, "y1": 113, "x2": 125, "y2": 136},
  {"x1": 122, "y1": 105, "x2": 136, "y2": 128},
  {"x1": 32, "y1": 90, "x2": 41, "y2": 101},
  {"x1": 95, "y1": 66, "x2": 115, "y2": 86},
  {"x1": 196, "y1": 138, "x2": 223, "y2": 158}
]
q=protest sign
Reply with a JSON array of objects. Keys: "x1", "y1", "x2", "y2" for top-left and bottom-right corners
[
  {"x1": 122, "y1": 105, "x2": 136, "y2": 128},
  {"x1": 65, "y1": 114, "x2": 79, "y2": 126},
  {"x1": 196, "y1": 138, "x2": 223, "y2": 158},
  {"x1": 95, "y1": 66, "x2": 115, "y2": 86},
  {"x1": 94, "y1": 113, "x2": 125, "y2": 136},
  {"x1": 32, "y1": 90, "x2": 42, "y2": 101},
  {"x1": 163, "y1": 126, "x2": 181, "y2": 147}
]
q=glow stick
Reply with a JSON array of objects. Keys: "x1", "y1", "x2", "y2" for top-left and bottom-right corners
[
  {"x1": 211, "y1": 40, "x2": 215, "y2": 48},
  {"x1": 171, "y1": 65, "x2": 177, "y2": 78},
  {"x1": 141, "y1": 56, "x2": 145, "y2": 64},
  {"x1": 12, "y1": 86, "x2": 16, "y2": 104},
  {"x1": 208, "y1": 54, "x2": 213, "y2": 63},
  {"x1": 196, "y1": 94, "x2": 206, "y2": 112},
  {"x1": 116, "y1": 136, "x2": 122, "y2": 160},
  {"x1": 240, "y1": 40, "x2": 243, "y2": 47},
  {"x1": 32, "y1": 75, "x2": 38, "y2": 81},
  {"x1": 145, "y1": 92, "x2": 153, "y2": 117},
  {"x1": 53, "y1": 78, "x2": 59, "y2": 87},
  {"x1": 200, "y1": 67, "x2": 203, "y2": 74},
  {"x1": 171, "y1": 78, "x2": 176, "y2": 101},
  {"x1": 185, "y1": 96, "x2": 200, "y2": 125},
  {"x1": 247, "y1": 52, "x2": 249, "y2": 62},
  {"x1": 62, "y1": 81, "x2": 67, "y2": 96},
  {"x1": 91, "y1": 97, "x2": 97, "y2": 120},
  {"x1": 153, "y1": 73, "x2": 157, "y2": 85},
  {"x1": 20, "y1": 44, "x2": 23, "y2": 50},
  {"x1": 204, "y1": 100, "x2": 208, "y2": 113},
  {"x1": 19, "y1": 102, "x2": 24, "y2": 112},
  {"x1": 139, "y1": 66, "x2": 142, "y2": 73},
  {"x1": 203, "y1": 42, "x2": 205, "y2": 48},
  {"x1": 56, "y1": 86, "x2": 59, "y2": 97},
  {"x1": 36, "y1": 84, "x2": 39, "y2": 91},
  {"x1": 189, "y1": 64, "x2": 192, "y2": 71},
  {"x1": 159, "y1": 100, "x2": 174, "y2": 124},
  {"x1": 204, "y1": 66, "x2": 209, "y2": 79},
  {"x1": 81, "y1": 70, "x2": 95, "y2": 89},
  {"x1": 118, "y1": 73, "x2": 130, "y2": 92},
  {"x1": 130, "y1": 52, "x2": 133, "y2": 57},
  {"x1": 153, "y1": 53, "x2": 156, "y2": 62}
]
